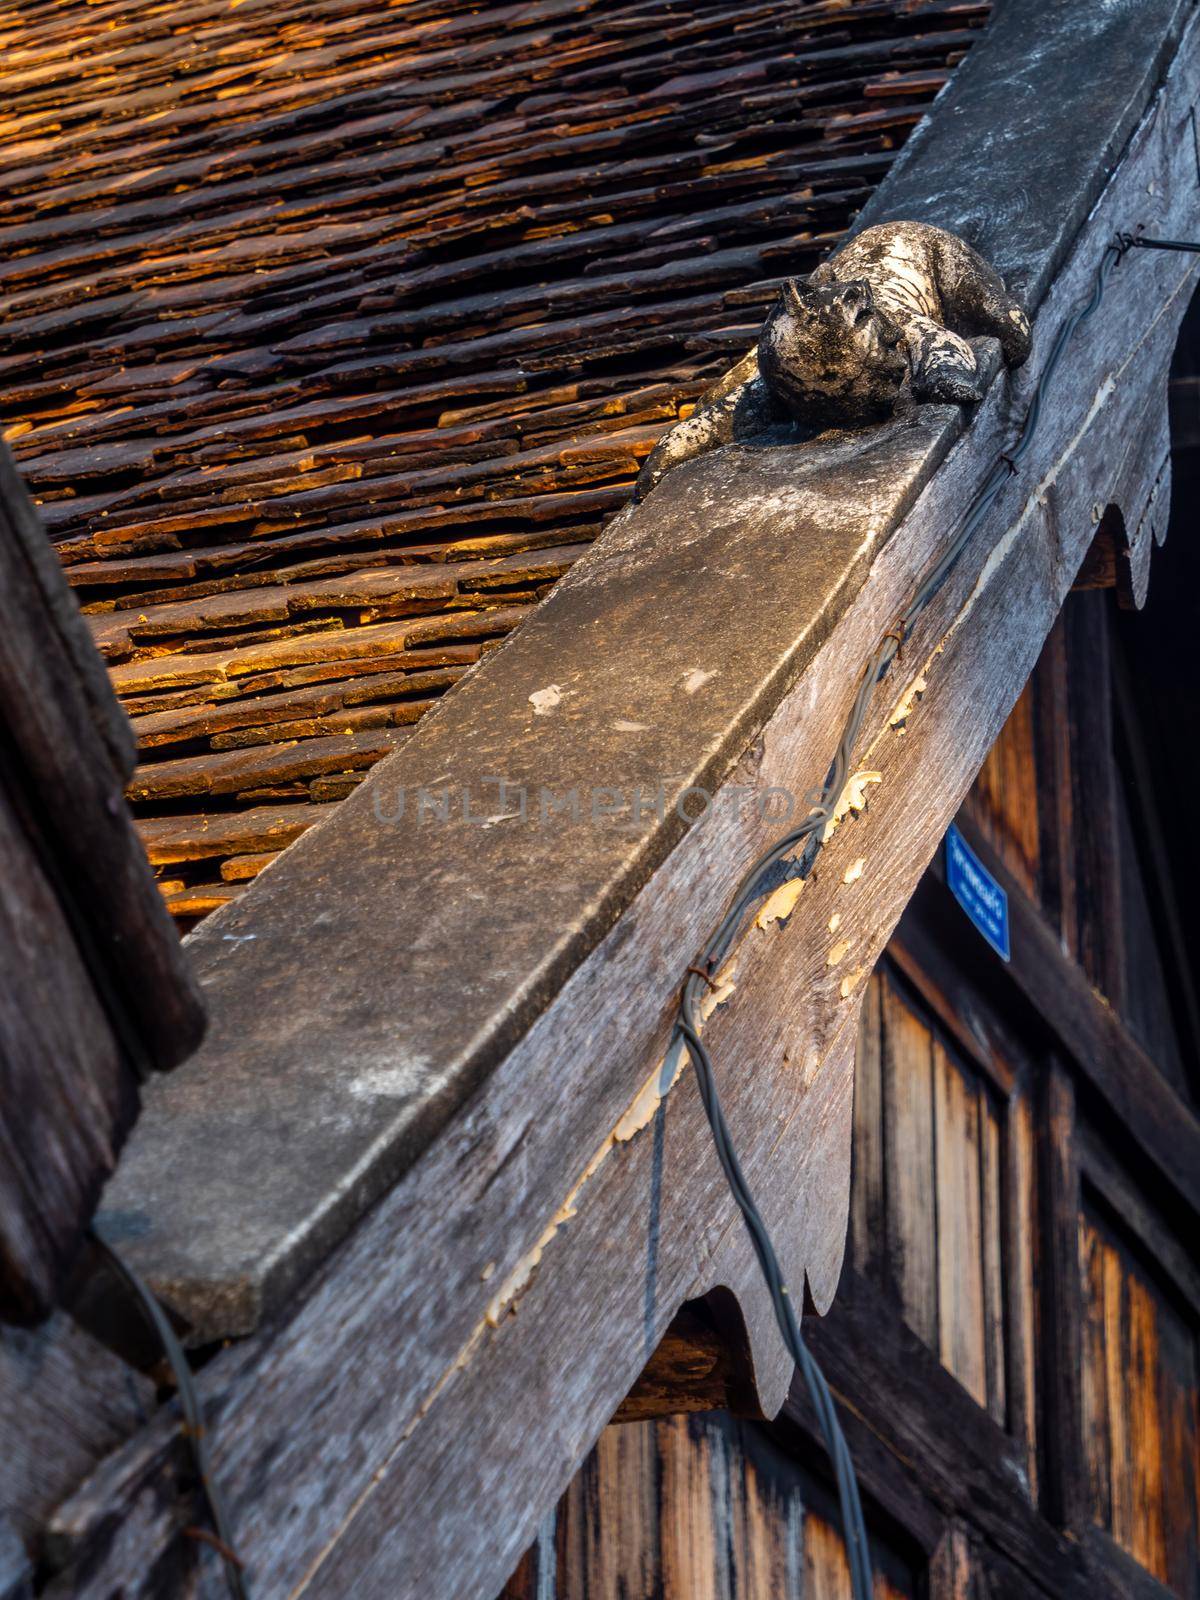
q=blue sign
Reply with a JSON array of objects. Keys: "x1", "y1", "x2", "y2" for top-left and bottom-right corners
[{"x1": 945, "y1": 823, "x2": 1010, "y2": 961}]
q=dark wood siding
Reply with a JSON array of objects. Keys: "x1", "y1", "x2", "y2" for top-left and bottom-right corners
[
  {"x1": 500, "y1": 1414, "x2": 917, "y2": 1600},
  {"x1": 850, "y1": 969, "x2": 1024, "y2": 1433},
  {"x1": 1080, "y1": 1205, "x2": 1199, "y2": 1597},
  {"x1": 960, "y1": 679, "x2": 1041, "y2": 904}
]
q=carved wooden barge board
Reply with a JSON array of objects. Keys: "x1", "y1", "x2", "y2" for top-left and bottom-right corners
[{"x1": 44, "y1": 3, "x2": 1200, "y2": 1596}]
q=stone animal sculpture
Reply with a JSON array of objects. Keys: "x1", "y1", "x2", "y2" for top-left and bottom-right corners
[{"x1": 636, "y1": 220, "x2": 1031, "y2": 498}]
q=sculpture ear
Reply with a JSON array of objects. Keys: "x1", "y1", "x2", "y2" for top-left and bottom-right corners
[{"x1": 783, "y1": 278, "x2": 816, "y2": 317}]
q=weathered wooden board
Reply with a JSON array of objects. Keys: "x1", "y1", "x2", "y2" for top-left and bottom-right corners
[
  {"x1": 0, "y1": 1518, "x2": 31, "y2": 1600},
  {"x1": 883, "y1": 981, "x2": 937, "y2": 1349},
  {"x1": 613, "y1": 1304, "x2": 747, "y2": 1423},
  {"x1": 926, "y1": 816, "x2": 1200, "y2": 1220},
  {"x1": 46, "y1": 12, "x2": 1200, "y2": 1591},
  {"x1": 1078, "y1": 1208, "x2": 1200, "y2": 1598},
  {"x1": 848, "y1": 975, "x2": 884, "y2": 1285},
  {"x1": 789, "y1": 1266, "x2": 1182, "y2": 1600},
  {"x1": 960, "y1": 680, "x2": 1039, "y2": 900},
  {"x1": 501, "y1": 1411, "x2": 918, "y2": 1600},
  {"x1": 96, "y1": 0, "x2": 1200, "y2": 1345},
  {"x1": 850, "y1": 962, "x2": 1019, "y2": 1434},
  {"x1": 0, "y1": 1311, "x2": 153, "y2": 1548},
  {"x1": 0, "y1": 441, "x2": 205, "y2": 1323},
  {"x1": 1040, "y1": 1065, "x2": 1087, "y2": 1531},
  {"x1": 0, "y1": 781, "x2": 130, "y2": 1323}
]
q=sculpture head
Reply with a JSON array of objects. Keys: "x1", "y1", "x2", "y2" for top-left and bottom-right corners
[{"x1": 758, "y1": 277, "x2": 909, "y2": 430}]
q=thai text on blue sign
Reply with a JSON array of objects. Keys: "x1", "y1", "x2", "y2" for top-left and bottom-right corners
[{"x1": 945, "y1": 823, "x2": 1010, "y2": 961}]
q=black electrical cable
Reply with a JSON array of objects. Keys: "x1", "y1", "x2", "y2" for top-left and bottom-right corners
[
  {"x1": 89, "y1": 1232, "x2": 249, "y2": 1600},
  {"x1": 673, "y1": 234, "x2": 1143, "y2": 1600},
  {"x1": 1118, "y1": 232, "x2": 1200, "y2": 255}
]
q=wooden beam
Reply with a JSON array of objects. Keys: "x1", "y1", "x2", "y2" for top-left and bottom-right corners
[
  {"x1": 0, "y1": 780, "x2": 133, "y2": 1323},
  {"x1": 0, "y1": 444, "x2": 204, "y2": 1074},
  {"x1": 1082, "y1": 1527, "x2": 1185, "y2": 1600},
  {"x1": 612, "y1": 1300, "x2": 753, "y2": 1423},
  {"x1": 1030, "y1": 616, "x2": 1077, "y2": 952},
  {"x1": 17, "y1": 3, "x2": 1195, "y2": 1594},
  {"x1": 1076, "y1": 1123, "x2": 1200, "y2": 1320},
  {"x1": 0, "y1": 1519, "x2": 31, "y2": 1600},
  {"x1": 1064, "y1": 591, "x2": 1127, "y2": 1012},
  {"x1": 1039, "y1": 1064, "x2": 1087, "y2": 1532},
  {"x1": 92, "y1": 0, "x2": 1199, "y2": 1352},
  {"x1": 929, "y1": 1524, "x2": 974, "y2": 1600}
]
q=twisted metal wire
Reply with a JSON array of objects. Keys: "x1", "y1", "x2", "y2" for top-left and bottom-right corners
[{"x1": 674, "y1": 237, "x2": 1131, "y2": 1600}]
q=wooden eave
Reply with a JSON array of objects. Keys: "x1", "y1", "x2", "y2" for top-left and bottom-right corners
[{"x1": 16, "y1": 1, "x2": 1200, "y2": 1595}]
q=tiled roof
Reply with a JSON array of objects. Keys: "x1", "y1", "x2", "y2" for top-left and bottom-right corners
[{"x1": 1, "y1": 0, "x2": 989, "y2": 921}]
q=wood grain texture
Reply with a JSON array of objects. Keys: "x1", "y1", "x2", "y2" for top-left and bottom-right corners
[
  {"x1": 1080, "y1": 1218, "x2": 1114, "y2": 1548},
  {"x1": 1078, "y1": 1123, "x2": 1200, "y2": 1320},
  {"x1": 1079, "y1": 1208, "x2": 1199, "y2": 1598},
  {"x1": 882, "y1": 981, "x2": 936, "y2": 1348},
  {"x1": 850, "y1": 974, "x2": 885, "y2": 1284},
  {"x1": 1005, "y1": 1090, "x2": 1039, "y2": 1497},
  {"x1": 934, "y1": 1042, "x2": 986, "y2": 1409},
  {"x1": 0, "y1": 1311, "x2": 153, "y2": 1549},
  {"x1": 503, "y1": 1412, "x2": 915, "y2": 1600},
  {"x1": 0, "y1": 442, "x2": 204, "y2": 1071},
  {"x1": 614, "y1": 1304, "x2": 747, "y2": 1423},
  {"x1": 1040, "y1": 1065, "x2": 1086, "y2": 1532},
  {"x1": 930, "y1": 808, "x2": 1200, "y2": 1224},
  {"x1": 0, "y1": 438, "x2": 203, "y2": 1322},
  {"x1": 979, "y1": 1101, "x2": 1006, "y2": 1429},
  {"x1": 0, "y1": 1519, "x2": 31, "y2": 1600},
  {"x1": 960, "y1": 682, "x2": 1040, "y2": 902},
  {"x1": 0, "y1": 783, "x2": 133, "y2": 1323},
  {"x1": 1064, "y1": 592, "x2": 1126, "y2": 1013},
  {"x1": 792, "y1": 1267, "x2": 1180, "y2": 1600},
  {"x1": 93, "y1": 0, "x2": 1200, "y2": 1348},
  {"x1": 1030, "y1": 617, "x2": 1077, "y2": 957},
  {"x1": 858, "y1": 967, "x2": 1020, "y2": 1428},
  {"x1": 929, "y1": 1525, "x2": 972, "y2": 1600}
]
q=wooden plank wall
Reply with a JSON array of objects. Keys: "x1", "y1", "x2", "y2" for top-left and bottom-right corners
[
  {"x1": 1079, "y1": 1207, "x2": 1200, "y2": 1599},
  {"x1": 497, "y1": 1413, "x2": 916, "y2": 1600},
  {"x1": 960, "y1": 680, "x2": 1040, "y2": 903},
  {"x1": 961, "y1": 603, "x2": 1196, "y2": 1103},
  {"x1": 850, "y1": 969, "x2": 1027, "y2": 1441}
]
